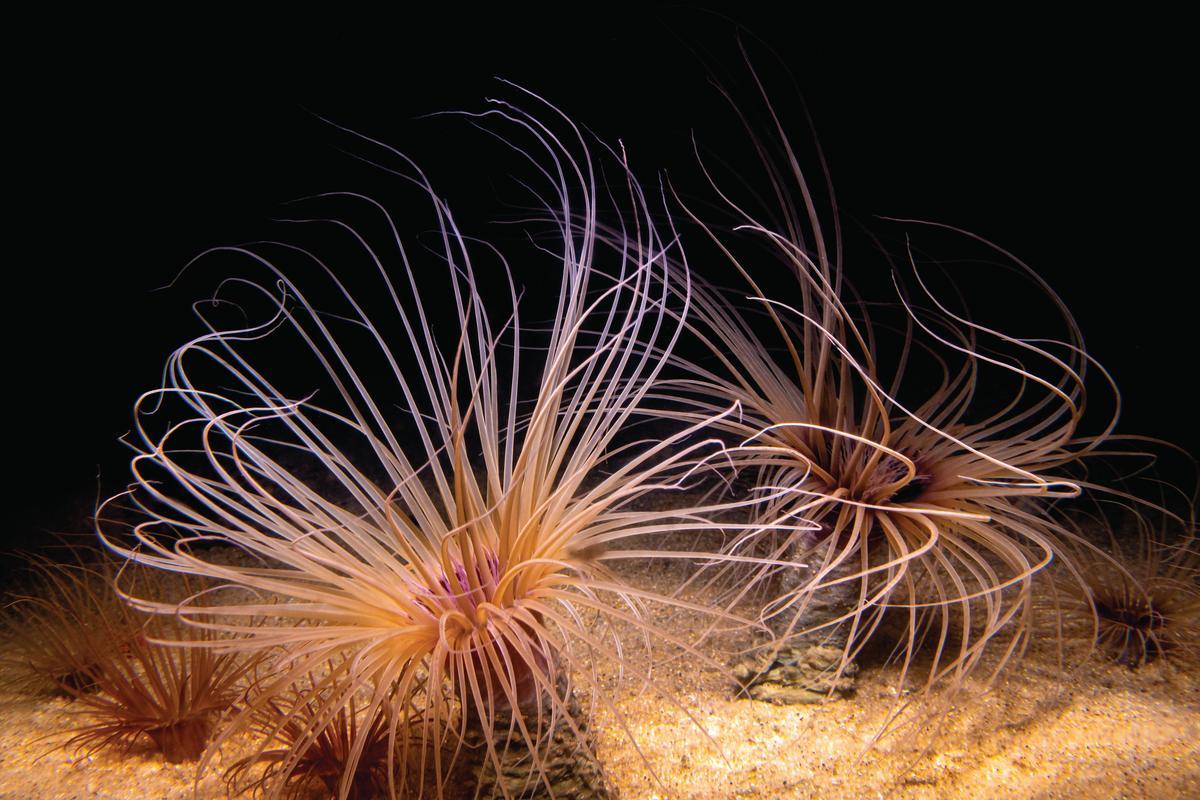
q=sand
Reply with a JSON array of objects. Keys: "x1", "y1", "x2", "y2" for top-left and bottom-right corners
[
  {"x1": 1, "y1": 559, "x2": 1197, "y2": 800},
  {"x1": 588, "y1": 638, "x2": 1200, "y2": 799}
]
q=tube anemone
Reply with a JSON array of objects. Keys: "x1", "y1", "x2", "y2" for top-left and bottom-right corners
[
  {"x1": 61, "y1": 575, "x2": 253, "y2": 763},
  {"x1": 1051, "y1": 507, "x2": 1200, "y2": 668},
  {"x1": 646, "y1": 65, "x2": 1121, "y2": 705},
  {"x1": 4, "y1": 553, "x2": 251, "y2": 762},
  {"x1": 3, "y1": 553, "x2": 135, "y2": 697},
  {"x1": 98, "y1": 91, "x2": 757, "y2": 799},
  {"x1": 226, "y1": 665, "x2": 400, "y2": 799}
]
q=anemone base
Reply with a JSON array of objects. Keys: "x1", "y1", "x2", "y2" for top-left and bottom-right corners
[
  {"x1": 467, "y1": 690, "x2": 614, "y2": 799},
  {"x1": 145, "y1": 716, "x2": 212, "y2": 763},
  {"x1": 52, "y1": 668, "x2": 100, "y2": 697}
]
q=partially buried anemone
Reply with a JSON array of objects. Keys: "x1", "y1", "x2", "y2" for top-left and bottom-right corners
[
  {"x1": 4, "y1": 551, "x2": 252, "y2": 762},
  {"x1": 3, "y1": 552, "x2": 135, "y2": 698},
  {"x1": 226, "y1": 664, "x2": 399, "y2": 799},
  {"x1": 1053, "y1": 507, "x2": 1200, "y2": 668}
]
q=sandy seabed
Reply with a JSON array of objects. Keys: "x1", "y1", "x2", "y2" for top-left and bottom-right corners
[{"x1": 1, "y1": 557, "x2": 1197, "y2": 800}]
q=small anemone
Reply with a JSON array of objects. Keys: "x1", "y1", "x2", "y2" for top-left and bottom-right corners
[
  {"x1": 227, "y1": 667, "x2": 398, "y2": 800},
  {"x1": 60, "y1": 563, "x2": 254, "y2": 762},
  {"x1": 2, "y1": 551, "x2": 137, "y2": 698},
  {"x1": 1056, "y1": 512, "x2": 1200, "y2": 668},
  {"x1": 4, "y1": 550, "x2": 254, "y2": 762}
]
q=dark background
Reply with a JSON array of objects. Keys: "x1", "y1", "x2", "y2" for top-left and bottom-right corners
[{"x1": 9, "y1": 10, "x2": 1195, "y2": 556}]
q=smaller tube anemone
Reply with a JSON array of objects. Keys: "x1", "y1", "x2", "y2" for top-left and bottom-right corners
[
  {"x1": 2, "y1": 552, "x2": 138, "y2": 697},
  {"x1": 227, "y1": 667, "x2": 398, "y2": 800},
  {"x1": 4, "y1": 553, "x2": 253, "y2": 762},
  {"x1": 67, "y1": 569, "x2": 255, "y2": 763},
  {"x1": 1053, "y1": 510, "x2": 1200, "y2": 668}
]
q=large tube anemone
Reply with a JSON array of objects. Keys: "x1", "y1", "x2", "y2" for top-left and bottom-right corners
[{"x1": 98, "y1": 90, "x2": 762, "y2": 799}]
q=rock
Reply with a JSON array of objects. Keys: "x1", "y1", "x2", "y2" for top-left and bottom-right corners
[{"x1": 732, "y1": 643, "x2": 858, "y2": 705}]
